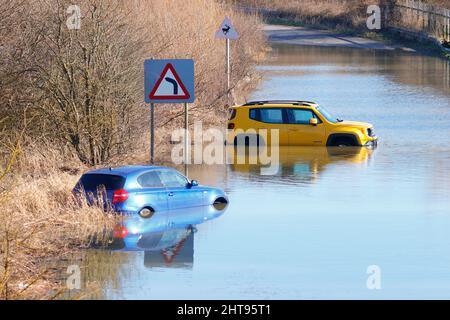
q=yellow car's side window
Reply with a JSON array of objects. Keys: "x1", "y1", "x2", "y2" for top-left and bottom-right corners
[
  {"x1": 249, "y1": 108, "x2": 287, "y2": 124},
  {"x1": 288, "y1": 108, "x2": 321, "y2": 125}
]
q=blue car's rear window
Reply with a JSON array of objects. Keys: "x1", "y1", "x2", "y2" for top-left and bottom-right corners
[{"x1": 79, "y1": 174, "x2": 125, "y2": 190}]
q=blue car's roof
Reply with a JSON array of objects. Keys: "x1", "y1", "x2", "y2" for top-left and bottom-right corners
[{"x1": 85, "y1": 165, "x2": 173, "y2": 176}]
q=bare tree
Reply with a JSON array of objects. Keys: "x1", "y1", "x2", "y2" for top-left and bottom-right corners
[{"x1": 20, "y1": 1, "x2": 148, "y2": 165}]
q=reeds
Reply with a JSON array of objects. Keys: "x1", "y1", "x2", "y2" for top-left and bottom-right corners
[{"x1": 0, "y1": 149, "x2": 117, "y2": 299}]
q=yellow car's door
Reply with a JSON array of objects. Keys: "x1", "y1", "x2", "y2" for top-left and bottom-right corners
[
  {"x1": 286, "y1": 108, "x2": 326, "y2": 146},
  {"x1": 249, "y1": 107, "x2": 289, "y2": 146}
]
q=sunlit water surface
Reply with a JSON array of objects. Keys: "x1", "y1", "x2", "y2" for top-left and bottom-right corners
[{"x1": 78, "y1": 44, "x2": 450, "y2": 299}]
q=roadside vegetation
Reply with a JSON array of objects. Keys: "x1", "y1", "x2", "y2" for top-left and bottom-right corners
[
  {"x1": 236, "y1": 0, "x2": 382, "y2": 32},
  {"x1": 0, "y1": 148, "x2": 116, "y2": 299},
  {"x1": 237, "y1": 0, "x2": 450, "y2": 31},
  {"x1": 0, "y1": 0, "x2": 265, "y2": 299}
]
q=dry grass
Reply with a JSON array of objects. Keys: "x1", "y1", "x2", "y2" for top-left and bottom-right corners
[
  {"x1": 389, "y1": 0, "x2": 450, "y2": 43},
  {"x1": 236, "y1": 0, "x2": 381, "y2": 31},
  {"x1": 0, "y1": 71, "x2": 117, "y2": 301},
  {"x1": 422, "y1": 0, "x2": 450, "y2": 6},
  {"x1": 0, "y1": 147, "x2": 117, "y2": 299}
]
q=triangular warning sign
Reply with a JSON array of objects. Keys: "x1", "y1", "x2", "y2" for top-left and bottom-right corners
[
  {"x1": 149, "y1": 63, "x2": 190, "y2": 100},
  {"x1": 215, "y1": 16, "x2": 238, "y2": 40},
  {"x1": 160, "y1": 237, "x2": 187, "y2": 265}
]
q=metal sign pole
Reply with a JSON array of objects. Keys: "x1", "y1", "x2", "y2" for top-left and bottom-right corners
[
  {"x1": 150, "y1": 103, "x2": 154, "y2": 164},
  {"x1": 226, "y1": 38, "x2": 230, "y2": 91},
  {"x1": 184, "y1": 102, "x2": 188, "y2": 165}
]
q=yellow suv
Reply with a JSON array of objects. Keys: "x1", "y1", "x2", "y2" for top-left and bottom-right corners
[{"x1": 227, "y1": 100, "x2": 377, "y2": 147}]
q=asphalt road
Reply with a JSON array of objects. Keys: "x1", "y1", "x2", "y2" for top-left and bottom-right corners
[{"x1": 264, "y1": 24, "x2": 415, "y2": 51}]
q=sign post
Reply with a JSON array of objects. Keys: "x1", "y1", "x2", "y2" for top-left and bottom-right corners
[
  {"x1": 150, "y1": 103, "x2": 155, "y2": 163},
  {"x1": 215, "y1": 17, "x2": 238, "y2": 93},
  {"x1": 184, "y1": 102, "x2": 188, "y2": 164},
  {"x1": 144, "y1": 59, "x2": 195, "y2": 164},
  {"x1": 226, "y1": 38, "x2": 230, "y2": 90}
]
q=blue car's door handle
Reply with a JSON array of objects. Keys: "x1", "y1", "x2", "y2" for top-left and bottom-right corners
[{"x1": 168, "y1": 192, "x2": 174, "y2": 197}]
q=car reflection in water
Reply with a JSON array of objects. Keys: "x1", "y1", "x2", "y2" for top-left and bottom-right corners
[
  {"x1": 228, "y1": 146, "x2": 373, "y2": 183},
  {"x1": 104, "y1": 203, "x2": 227, "y2": 269}
]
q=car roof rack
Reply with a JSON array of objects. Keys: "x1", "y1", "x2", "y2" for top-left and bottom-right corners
[{"x1": 241, "y1": 100, "x2": 317, "y2": 106}]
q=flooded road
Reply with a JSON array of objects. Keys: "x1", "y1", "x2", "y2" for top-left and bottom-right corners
[{"x1": 81, "y1": 44, "x2": 450, "y2": 299}]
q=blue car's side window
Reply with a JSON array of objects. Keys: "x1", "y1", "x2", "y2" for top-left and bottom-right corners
[
  {"x1": 159, "y1": 170, "x2": 188, "y2": 188},
  {"x1": 137, "y1": 171, "x2": 164, "y2": 188}
]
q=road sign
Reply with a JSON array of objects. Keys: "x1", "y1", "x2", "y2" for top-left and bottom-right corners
[
  {"x1": 144, "y1": 59, "x2": 195, "y2": 103},
  {"x1": 215, "y1": 16, "x2": 238, "y2": 40},
  {"x1": 144, "y1": 59, "x2": 194, "y2": 164}
]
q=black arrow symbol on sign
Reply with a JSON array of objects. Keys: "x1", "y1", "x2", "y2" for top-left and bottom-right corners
[
  {"x1": 164, "y1": 77, "x2": 178, "y2": 95},
  {"x1": 222, "y1": 24, "x2": 230, "y2": 35}
]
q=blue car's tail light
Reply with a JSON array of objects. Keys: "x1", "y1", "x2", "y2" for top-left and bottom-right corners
[
  {"x1": 113, "y1": 225, "x2": 129, "y2": 238},
  {"x1": 112, "y1": 189, "x2": 129, "y2": 204}
]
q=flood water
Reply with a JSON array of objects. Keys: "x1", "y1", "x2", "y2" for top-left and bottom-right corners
[{"x1": 79, "y1": 44, "x2": 450, "y2": 299}]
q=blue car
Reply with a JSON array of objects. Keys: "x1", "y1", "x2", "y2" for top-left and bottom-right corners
[{"x1": 73, "y1": 165, "x2": 228, "y2": 218}]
